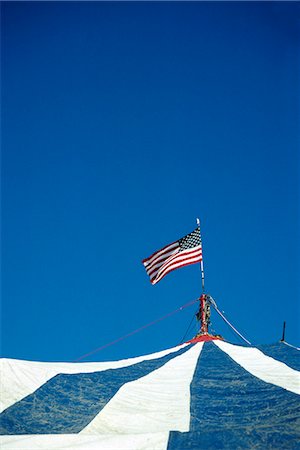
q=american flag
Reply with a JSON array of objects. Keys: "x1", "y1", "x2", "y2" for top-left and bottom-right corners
[{"x1": 142, "y1": 227, "x2": 203, "y2": 285}]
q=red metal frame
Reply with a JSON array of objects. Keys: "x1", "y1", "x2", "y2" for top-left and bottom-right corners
[{"x1": 200, "y1": 294, "x2": 208, "y2": 334}]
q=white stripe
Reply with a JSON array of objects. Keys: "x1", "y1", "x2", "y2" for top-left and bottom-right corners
[
  {"x1": 147, "y1": 249, "x2": 183, "y2": 278},
  {"x1": 143, "y1": 242, "x2": 178, "y2": 267},
  {"x1": 214, "y1": 340, "x2": 300, "y2": 395},
  {"x1": 157, "y1": 247, "x2": 202, "y2": 273},
  {"x1": 148, "y1": 244, "x2": 202, "y2": 277},
  {"x1": 152, "y1": 259, "x2": 201, "y2": 284},
  {"x1": 154, "y1": 255, "x2": 202, "y2": 284},
  {"x1": 0, "y1": 343, "x2": 189, "y2": 413},
  {"x1": 145, "y1": 247, "x2": 179, "y2": 274},
  {"x1": 81, "y1": 342, "x2": 204, "y2": 435},
  {"x1": 0, "y1": 433, "x2": 169, "y2": 450},
  {"x1": 153, "y1": 249, "x2": 202, "y2": 283}
]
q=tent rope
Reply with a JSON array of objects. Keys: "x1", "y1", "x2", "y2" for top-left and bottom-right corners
[
  {"x1": 208, "y1": 295, "x2": 252, "y2": 346},
  {"x1": 281, "y1": 341, "x2": 300, "y2": 351},
  {"x1": 180, "y1": 309, "x2": 198, "y2": 344},
  {"x1": 73, "y1": 298, "x2": 199, "y2": 362}
]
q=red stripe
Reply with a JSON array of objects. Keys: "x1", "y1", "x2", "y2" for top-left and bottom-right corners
[
  {"x1": 146, "y1": 248, "x2": 181, "y2": 278},
  {"x1": 151, "y1": 250, "x2": 202, "y2": 284},
  {"x1": 151, "y1": 258, "x2": 202, "y2": 284},
  {"x1": 155, "y1": 253, "x2": 202, "y2": 280},
  {"x1": 142, "y1": 240, "x2": 178, "y2": 264},
  {"x1": 149, "y1": 247, "x2": 202, "y2": 281},
  {"x1": 155, "y1": 256, "x2": 202, "y2": 283},
  {"x1": 145, "y1": 246, "x2": 179, "y2": 273}
]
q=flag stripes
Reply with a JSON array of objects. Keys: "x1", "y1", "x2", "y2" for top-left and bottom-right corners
[
  {"x1": 150, "y1": 247, "x2": 202, "y2": 285},
  {"x1": 144, "y1": 243, "x2": 180, "y2": 275}
]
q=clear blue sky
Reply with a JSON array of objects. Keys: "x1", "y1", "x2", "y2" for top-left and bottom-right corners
[{"x1": 2, "y1": 2, "x2": 299, "y2": 361}]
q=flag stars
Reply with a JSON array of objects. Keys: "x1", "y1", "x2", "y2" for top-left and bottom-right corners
[{"x1": 179, "y1": 229, "x2": 201, "y2": 252}]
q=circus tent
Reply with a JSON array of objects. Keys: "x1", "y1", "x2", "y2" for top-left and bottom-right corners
[{"x1": 1, "y1": 338, "x2": 299, "y2": 449}]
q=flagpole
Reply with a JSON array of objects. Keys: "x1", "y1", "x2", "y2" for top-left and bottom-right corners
[
  {"x1": 196, "y1": 218, "x2": 205, "y2": 293},
  {"x1": 196, "y1": 218, "x2": 208, "y2": 334}
]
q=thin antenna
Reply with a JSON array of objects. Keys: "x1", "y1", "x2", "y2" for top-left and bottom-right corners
[{"x1": 280, "y1": 321, "x2": 286, "y2": 342}]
